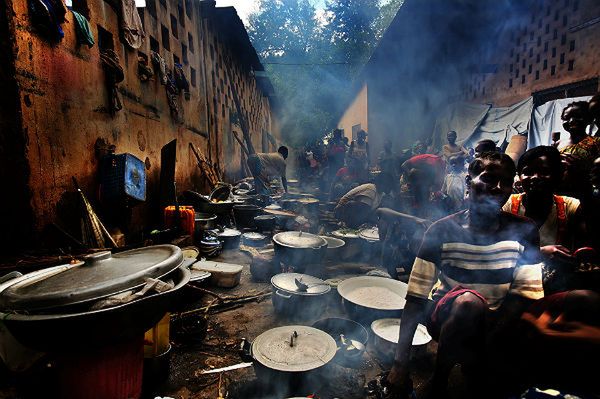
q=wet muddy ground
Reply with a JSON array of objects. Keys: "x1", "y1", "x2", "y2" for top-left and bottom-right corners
[{"x1": 150, "y1": 250, "x2": 445, "y2": 399}]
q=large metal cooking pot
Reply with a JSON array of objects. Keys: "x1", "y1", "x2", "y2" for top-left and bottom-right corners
[
  {"x1": 272, "y1": 231, "x2": 327, "y2": 271},
  {"x1": 217, "y1": 228, "x2": 242, "y2": 250},
  {"x1": 370, "y1": 318, "x2": 432, "y2": 366},
  {"x1": 320, "y1": 236, "x2": 345, "y2": 262},
  {"x1": 0, "y1": 245, "x2": 183, "y2": 312},
  {"x1": 337, "y1": 276, "x2": 408, "y2": 324},
  {"x1": 271, "y1": 273, "x2": 330, "y2": 320},
  {"x1": 0, "y1": 266, "x2": 190, "y2": 351},
  {"x1": 233, "y1": 204, "x2": 261, "y2": 229},
  {"x1": 331, "y1": 229, "x2": 363, "y2": 261},
  {"x1": 194, "y1": 212, "x2": 217, "y2": 233},
  {"x1": 240, "y1": 325, "x2": 337, "y2": 397},
  {"x1": 311, "y1": 317, "x2": 368, "y2": 365}
]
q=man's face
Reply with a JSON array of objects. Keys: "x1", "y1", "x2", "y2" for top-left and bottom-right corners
[
  {"x1": 468, "y1": 159, "x2": 514, "y2": 212},
  {"x1": 562, "y1": 105, "x2": 589, "y2": 134},
  {"x1": 447, "y1": 132, "x2": 457, "y2": 144},
  {"x1": 406, "y1": 168, "x2": 431, "y2": 200},
  {"x1": 519, "y1": 155, "x2": 555, "y2": 197}
]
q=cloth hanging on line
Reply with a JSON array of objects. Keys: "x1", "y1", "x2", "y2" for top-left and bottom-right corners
[
  {"x1": 138, "y1": 56, "x2": 154, "y2": 82},
  {"x1": 71, "y1": 10, "x2": 94, "y2": 47},
  {"x1": 120, "y1": 0, "x2": 145, "y2": 49},
  {"x1": 28, "y1": 0, "x2": 67, "y2": 41},
  {"x1": 100, "y1": 49, "x2": 125, "y2": 115},
  {"x1": 174, "y1": 63, "x2": 190, "y2": 100},
  {"x1": 165, "y1": 70, "x2": 180, "y2": 119},
  {"x1": 151, "y1": 51, "x2": 167, "y2": 85}
]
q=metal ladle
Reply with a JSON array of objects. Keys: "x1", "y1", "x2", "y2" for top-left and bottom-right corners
[
  {"x1": 294, "y1": 277, "x2": 329, "y2": 292},
  {"x1": 339, "y1": 334, "x2": 366, "y2": 358}
]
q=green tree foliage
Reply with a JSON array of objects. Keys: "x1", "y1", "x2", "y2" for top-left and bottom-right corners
[{"x1": 248, "y1": 0, "x2": 403, "y2": 146}]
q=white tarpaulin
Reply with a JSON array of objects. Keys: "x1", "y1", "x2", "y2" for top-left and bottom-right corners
[
  {"x1": 465, "y1": 96, "x2": 533, "y2": 148},
  {"x1": 529, "y1": 96, "x2": 595, "y2": 149},
  {"x1": 432, "y1": 97, "x2": 533, "y2": 150},
  {"x1": 432, "y1": 102, "x2": 491, "y2": 149}
]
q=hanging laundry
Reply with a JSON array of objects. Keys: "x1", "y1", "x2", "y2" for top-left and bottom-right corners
[
  {"x1": 151, "y1": 51, "x2": 167, "y2": 85},
  {"x1": 138, "y1": 55, "x2": 154, "y2": 82},
  {"x1": 28, "y1": 0, "x2": 66, "y2": 42},
  {"x1": 174, "y1": 63, "x2": 190, "y2": 101},
  {"x1": 120, "y1": 0, "x2": 145, "y2": 49},
  {"x1": 100, "y1": 49, "x2": 125, "y2": 115},
  {"x1": 165, "y1": 71, "x2": 180, "y2": 120},
  {"x1": 71, "y1": 10, "x2": 94, "y2": 47}
]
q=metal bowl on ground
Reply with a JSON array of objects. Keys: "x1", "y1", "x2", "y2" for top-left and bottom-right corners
[
  {"x1": 272, "y1": 231, "x2": 327, "y2": 272},
  {"x1": 337, "y1": 276, "x2": 408, "y2": 324},
  {"x1": 270, "y1": 273, "x2": 330, "y2": 320},
  {"x1": 240, "y1": 325, "x2": 337, "y2": 397},
  {"x1": 370, "y1": 318, "x2": 432, "y2": 366}
]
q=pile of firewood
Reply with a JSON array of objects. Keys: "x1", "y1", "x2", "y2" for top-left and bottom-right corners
[{"x1": 190, "y1": 143, "x2": 222, "y2": 188}]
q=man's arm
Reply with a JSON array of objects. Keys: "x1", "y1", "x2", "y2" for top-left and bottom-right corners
[
  {"x1": 387, "y1": 297, "x2": 428, "y2": 397},
  {"x1": 387, "y1": 224, "x2": 441, "y2": 396},
  {"x1": 281, "y1": 175, "x2": 288, "y2": 193}
]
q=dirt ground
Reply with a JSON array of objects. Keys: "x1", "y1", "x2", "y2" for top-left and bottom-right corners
[{"x1": 149, "y1": 249, "x2": 445, "y2": 399}]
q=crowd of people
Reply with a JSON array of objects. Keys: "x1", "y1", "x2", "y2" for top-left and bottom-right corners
[{"x1": 328, "y1": 96, "x2": 600, "y2": 398}]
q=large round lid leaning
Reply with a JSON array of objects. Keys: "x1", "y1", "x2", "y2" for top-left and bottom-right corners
[
  {"x1": 251, "y1": 325, "x2": 337, "y2": 372},
  {"x1": 272, "y1": 231, "x2": 327, "y2": 249},
  {"x1": 0, "y1": 245, "x2": 183, "y2": 312}
]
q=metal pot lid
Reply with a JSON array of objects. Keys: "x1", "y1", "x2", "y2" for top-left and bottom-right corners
[
  {"x1": 271, "y1": 273, "x2": 330, "y2": 295},
  {"x1": 195, "y1": 213, "x2": 217, "y2": 221},
  {"x1": 254, "y1": 215, "x2": 276, "y2": 221},
  {"x1": 320, "y1": 236, "x2": 345, "y2": 249},
  {"x1": 0, "y1": 245, "x2": 183, "y2": 312},
  {"x1": 252, "y1": 325, "x2": 336, "y2": 372},
  {"x1": 218, "y1": 228, "x2": 241, "y2": 237},
  {"x1": 371, "y1": 318, "x2": 432, "y2": 346},
  {"x1": 331, "y1": 229, "x2": 360, "y2": 239},
  {"x1": 359, "y1": 227, "x2": 380, "y2": 241},
  {"x1": 242, "y1": 232, "x2": 266, "y2": 241},
  {"x1": 272, "y1": 231, "x2": 327, "y2": 249}
]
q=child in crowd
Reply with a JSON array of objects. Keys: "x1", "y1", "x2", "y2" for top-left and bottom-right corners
[{"x1": 503, "y1": 146, "x2": 587, "y2": 293}]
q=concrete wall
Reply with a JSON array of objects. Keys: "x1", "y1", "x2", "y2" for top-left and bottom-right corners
[
  {"x1": 462, "y1": 0, "x2": 600, "y2": 106},
  {"x1": 337, "y1": 83, "x2": 369, "y2": 142},
  {"x1": 2, "y1": 0, "x2": 277, "y2": 249}
]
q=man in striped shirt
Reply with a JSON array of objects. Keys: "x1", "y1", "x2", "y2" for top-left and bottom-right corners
[{"x1": 388, "y1": 152, "x2": 544, "y2": 398}]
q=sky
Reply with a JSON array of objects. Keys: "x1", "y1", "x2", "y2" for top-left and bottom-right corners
[{"x1": 215, "y1": 0, "x2": 327, "y2": 26}]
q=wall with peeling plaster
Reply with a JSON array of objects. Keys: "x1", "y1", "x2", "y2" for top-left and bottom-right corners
[{"x1": 1, "y1": 0, "x2": 279, "y2": 250}]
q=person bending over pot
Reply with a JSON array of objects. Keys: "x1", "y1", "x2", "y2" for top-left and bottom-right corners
[
  {"x1": 247, "y1": 146, "x2": 289, "y2": 194},
  {"x1": 333, "y1": 172, "x2": 395, "y2": 229}
]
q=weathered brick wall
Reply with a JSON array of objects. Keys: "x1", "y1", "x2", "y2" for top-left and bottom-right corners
[
  {"x1": 2, "y1": 0, "x2": 277, "y2": 248},
  {"x1": 462, "y1": 0, "x2": 600, "y2": 106}
]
